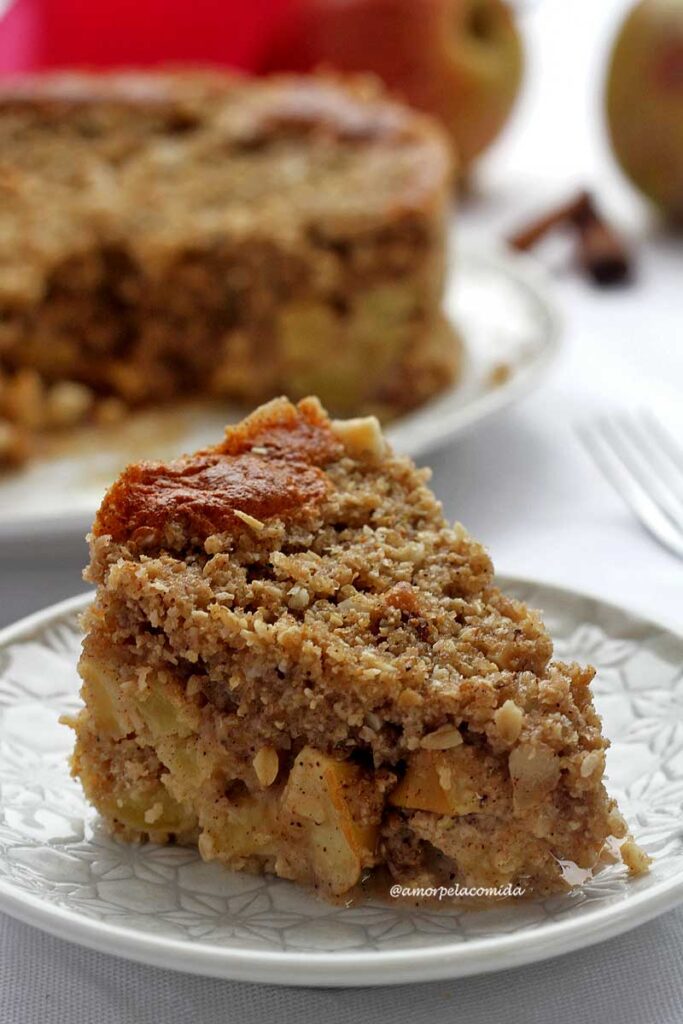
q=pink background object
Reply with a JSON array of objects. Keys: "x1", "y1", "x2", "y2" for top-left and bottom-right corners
[{"x1": 0, "y1": 0, "x2": 292, "y2": 74}]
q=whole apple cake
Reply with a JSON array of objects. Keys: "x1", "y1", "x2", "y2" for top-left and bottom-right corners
[
  {"x1": 0, "y1": 70, "x2": 458, "y2": 467},
  {"x1": 67, "y1": 396, "x2": 648, "y2": 903}
]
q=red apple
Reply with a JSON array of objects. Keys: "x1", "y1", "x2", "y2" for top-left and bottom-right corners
[
  {"x1": 606, "y1": 0, "x2": 683, "y2": 221},
  {"x1": 261, "y1": 0, "x2": 524, "y2": 172}
]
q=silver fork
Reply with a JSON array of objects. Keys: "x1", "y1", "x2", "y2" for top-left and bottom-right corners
[{"x1": 578, "y1": 411, "x2": 683, "y2": 561}]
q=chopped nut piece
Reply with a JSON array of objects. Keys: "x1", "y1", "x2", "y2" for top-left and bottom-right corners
[
  {"x1": 46, "y1": 380, "x2": 94, "y2": 427},
  {"x1": 144, "y1": 801, "x2": 164, "y2": 824},
  {"x1": 204, "y1": 535, "x2": 224, "y2": 555},
  {"x1": 364, "y1": 711, "x2": 382, "y2": 732},
  {"x1": 620, "y1": 837, "x2": 651, "y2": 876},
  {"x1": 95, "y1": 396, "x2": 126, "y2": 426},
  {"x1": 0, "y1": 419, "x2": 30, "y2": 466},
  {"x1": 253, "y1": 746, "x2": 279, "y2": 787},
  {"x1": 420, "y1": 724, "x2": 463, "y2": 750},
  {"x1": 233, "y1": 509, "x2": 265, "y2": 531},
  {"x1": 580, "y1": 750, "x2": 605, "y2": 778},
  {"x1": 3, "y1": 369, "x2": 44, "y2": 429},
  {"x1": 488, "y1": 362, "x2": 511, "y2": 389},
  {"x1": 198, "y1": 832, "x2": 216, "y2": 861},
  {"x1": 287, "y1": 585, "x2": 310, "y2": 610},
  {"x1": 186, "y1": 677, "x2": 202, "y2": 699},
  {"x1": 436, "y1": 762, "x2": 452, "y2": 791},
  {"x1": 397, "y1": 688, "x2": 423, "y2": 710},
  {"x1": 331, "y1": 416, "x2": 386, "y2": 460},
  {"x1": 494, "y1": 699, "x2": 523, "y2": 744}
]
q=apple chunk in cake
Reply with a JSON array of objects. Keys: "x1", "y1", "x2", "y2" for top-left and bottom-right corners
[{"x1": 68, "y1": 397, "x2": 648, "y2": 900}]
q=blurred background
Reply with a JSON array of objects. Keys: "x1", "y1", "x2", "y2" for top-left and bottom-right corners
[
  {"x1": 0, "y1": 0, "x2": 681, "y2": 627},
  {"x1": 0, "y1": 8, "x2": 681, "y2": 1019}
]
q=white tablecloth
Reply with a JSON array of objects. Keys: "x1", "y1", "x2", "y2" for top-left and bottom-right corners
[
  {"x1": 1, "y1": 0, "x2": 682, "y2": 1019},
  {"x1": 1, "y1": 905, "x2": 682, "y2": 1024}
]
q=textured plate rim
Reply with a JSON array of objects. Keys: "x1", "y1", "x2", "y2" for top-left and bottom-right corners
[
  {"x1": 0, "y1": 245, "x2": 561, "y2": 545},
  {"x1": 1, "y1": 577, "x2": 679, "y2": 988}
]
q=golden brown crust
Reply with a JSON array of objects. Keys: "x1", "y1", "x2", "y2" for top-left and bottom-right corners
[
  {"x1": 217, "y1": 395, "x2": 342, "y2": 463},
  {"x1": 94, "y1": 397, "x2": 342, "y2": 542}
]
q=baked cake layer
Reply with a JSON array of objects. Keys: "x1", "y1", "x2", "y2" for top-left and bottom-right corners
[
  {"x1": 0, "y1": 71, "x2": 457, "y2": 465},
  {"x1": 68, "y1": 397, "x2": 647, "y2": 901}
]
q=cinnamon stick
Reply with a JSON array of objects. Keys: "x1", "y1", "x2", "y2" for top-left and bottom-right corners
[
  {"x1": 508, "y1": 191, "x2": 591, "y2": 251},
  {"x1": 571, "y1": 194, "x2": 633, "y2": 286},
  {"x1": 508, "y1": 190, "x2": 633, "y2": 286}
]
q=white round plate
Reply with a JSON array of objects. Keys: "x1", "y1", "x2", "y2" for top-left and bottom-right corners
[
  {"x1": 0, "y1": 577, "x2": 681, "y2": 987},
  {"x1": 0, "y1": 245, "x2": 560, "y2": 542}
]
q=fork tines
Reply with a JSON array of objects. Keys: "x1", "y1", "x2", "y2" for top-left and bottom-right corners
[{"x1": 579, "y1": 411, "x2": 683, "y2": 561}]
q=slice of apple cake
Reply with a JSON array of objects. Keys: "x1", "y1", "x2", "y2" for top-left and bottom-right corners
[{"x1": 69, "y1": 396, "x2": 647, "y2": 901}]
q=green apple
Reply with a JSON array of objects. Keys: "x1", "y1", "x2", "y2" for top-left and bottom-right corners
[{"x1": 606, "y1": 0, "x2": 683, "y2": 220}]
